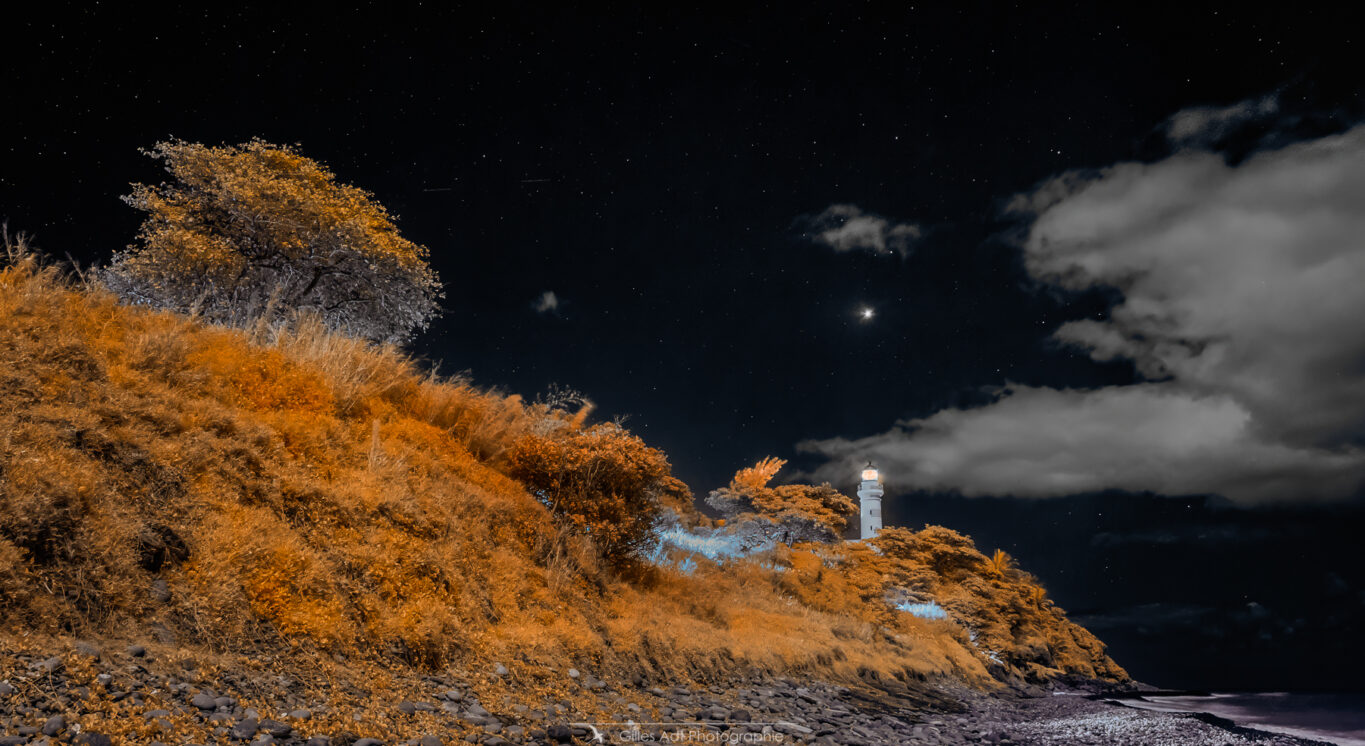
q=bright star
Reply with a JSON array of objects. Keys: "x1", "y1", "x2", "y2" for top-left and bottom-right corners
[{"x1": 860, "y1": 307, "x2": 875, "y2": 321}]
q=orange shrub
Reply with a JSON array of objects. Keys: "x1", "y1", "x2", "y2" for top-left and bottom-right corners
[{"x1": 507, "y1": 422, "x2": 686, "y2": 567}]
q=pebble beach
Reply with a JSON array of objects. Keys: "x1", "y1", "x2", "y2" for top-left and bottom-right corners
[{"x1": 0, "y1": 637, "x2": 1338, "y2": 746}]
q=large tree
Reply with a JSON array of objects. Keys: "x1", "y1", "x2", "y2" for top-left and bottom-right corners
[{"x1": 104, "y1": 139, "x2": 441, "y2": 343}]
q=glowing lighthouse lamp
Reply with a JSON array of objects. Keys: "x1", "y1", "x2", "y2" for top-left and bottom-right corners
[{"x1": 858, "y1": 462, "x2": 884, "y2": 540}]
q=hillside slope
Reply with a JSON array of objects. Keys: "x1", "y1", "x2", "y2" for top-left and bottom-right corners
[{"x1": 0, "y1": 246, "x2": 1125, "y2": 740}]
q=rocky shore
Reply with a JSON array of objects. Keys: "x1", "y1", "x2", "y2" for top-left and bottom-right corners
[{"x1": 0, "y1": 638, "x2": 1332, "y2": 745}]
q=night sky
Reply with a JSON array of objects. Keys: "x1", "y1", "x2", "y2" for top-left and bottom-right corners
[{"x1": 6, "y1": 3, "x2": 1365, "y2": 691}]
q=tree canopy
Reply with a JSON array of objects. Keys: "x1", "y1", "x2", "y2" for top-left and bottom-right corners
[
  {"x1": 104, "y1": 139, "x2": 441, "y2": 343},
  {"x1": 707, "y1": 457, "x2": 858, "y2": 544}
]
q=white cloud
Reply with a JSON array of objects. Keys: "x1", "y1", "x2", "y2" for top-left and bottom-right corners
[
  {"x1": 1165, "y1": 93, "x2": 1279, "y2": 145},
  {"x1": 532, "y1": 290, "x2": 559, "y2": 314},
  {"x1": 802, "y1": 384, "x2": 1365, "y2": 504},
  {"x1": 803, "y1": 118, "x2": 1365, "y2": 504},
  {"x1": 800, "y1": 204, "x2": 921, "y2": 257}
]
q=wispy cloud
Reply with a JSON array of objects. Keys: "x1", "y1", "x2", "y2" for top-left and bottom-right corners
[
  {"x1": 1164, "y1": 93, "x2": 1279, "y2": 146},
  {"x1": 803, "y1": 106, "x2": 1365, "y2": 505},
  {"x1": 797, "y1": 204, "x2": 921, "y2": 257},
  {"x1": 531, "y1": 290, "x2": 560, "y2": 314}
]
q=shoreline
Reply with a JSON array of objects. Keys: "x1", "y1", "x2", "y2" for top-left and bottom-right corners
[
  {"x1": 933, "y1": 685, "x2": 1338, "y2": 746},
  {"x1": 1103, "y1": 691, "x2": 1361, "y2": 746}
]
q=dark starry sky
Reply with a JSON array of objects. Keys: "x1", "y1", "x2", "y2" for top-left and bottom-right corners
[{"x1": 5, "y1": 3, "x2": 1364, "y2": 690}]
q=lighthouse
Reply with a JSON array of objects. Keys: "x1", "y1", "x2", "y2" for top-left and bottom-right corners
[{"x1": 858, "y1": 463, "x2": 883, "y2": 540}]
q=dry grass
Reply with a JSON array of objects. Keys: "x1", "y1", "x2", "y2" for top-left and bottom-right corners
[{"x1": 0, "y1": 240, "x2": 1123, "y2": 694}]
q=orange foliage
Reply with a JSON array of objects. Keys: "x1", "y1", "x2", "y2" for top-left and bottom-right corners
[
  {"x1": 507, "y1": 422, "x2": 685, "y2": 568},
  {"x1": 731, "y1": 456, "x2": 784, "y2": 491},
  {"x1": 867, "y1": 527, "x2": 1128, "y2": 681},
  {"x1": 106, "y1": 139, "x2": 441, "y2": 342},
  {"x1": 0, "y1": 239, "x2": 1125, "y2": 691},
  {"x1": 707, "y1": 457, "x2": 858, "y2": 542}
]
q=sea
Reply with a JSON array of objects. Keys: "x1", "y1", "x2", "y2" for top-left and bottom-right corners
[{"x1": 1121, "y1": 692, "x2": 1365, "y2": 745}]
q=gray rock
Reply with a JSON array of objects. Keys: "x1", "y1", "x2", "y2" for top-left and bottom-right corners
[
  {"x1": 354, "y1": 739, "x2": 385, "y2": 746},
  {"x1": 546, "y1": 724, "x2": 573, "y2": 743},
  {"x1": 31, "y1": 655, "x2": 64, "y2": 674},
  {"x1": 232, "y1": 716, "x2": 259, "y2": 739},
  {"x1": 76, "y1": 735, "x2": 114, "y2": 746},
  {"x1": 493, "y1": 663, "x2": 509, "y2": 676},
  {"x1": 42, "y1": 715, "x2": 66, "y2": 736},
  {"x1": 250, "y1": 737, "x2": 275, "y2": 746},
  {"x1": 151, "y1": 577, "x2": 171, "y2": 603},
  {"x1": 260, "y1": 719, "x2": 292, "y2": 737},
  {"x1": 127, "y1": 644, "x2": 148, "y2": 657},
  {"x1": 305, "y1": 738, "x2": 332, "y2": 746},
  {"x1": 418, "y1": 736, "x2": 442, "y2": 746},
  {"x1": 567, "y1": 668, "x2": 580, "y2": 679},
  {"x1": 289, "y1": 708, "x2": 313, "y2": 719},
  {"x1": 0, "y1": 680, "x2": 13, "y2": 695},
  {"x1": 144, "y1": 709, "x2": 172, "y2": 719},
  {"x1": 192, "y1": 691, "x2": 218, "y2": 709},
  {"x1": 0, "y1": 736, "x2": 26, "y2": 746}
]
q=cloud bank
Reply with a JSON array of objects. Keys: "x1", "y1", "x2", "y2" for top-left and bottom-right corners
[
  {"x1": 799, "y1": 204, "x2": 921, "y2": 257},
  {"x1": 803, "y1": 115, "x2": 1365, "y2": 504}
]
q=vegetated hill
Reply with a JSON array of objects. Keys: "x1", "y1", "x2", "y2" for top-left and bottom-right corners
[{"x1": 0, "y1": 243, "x2": 1125, "y2": 699}]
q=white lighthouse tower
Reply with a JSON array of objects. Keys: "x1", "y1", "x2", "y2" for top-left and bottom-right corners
[{"x1": 858, "y1": 463, "x2": 883, "y2": 540}]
